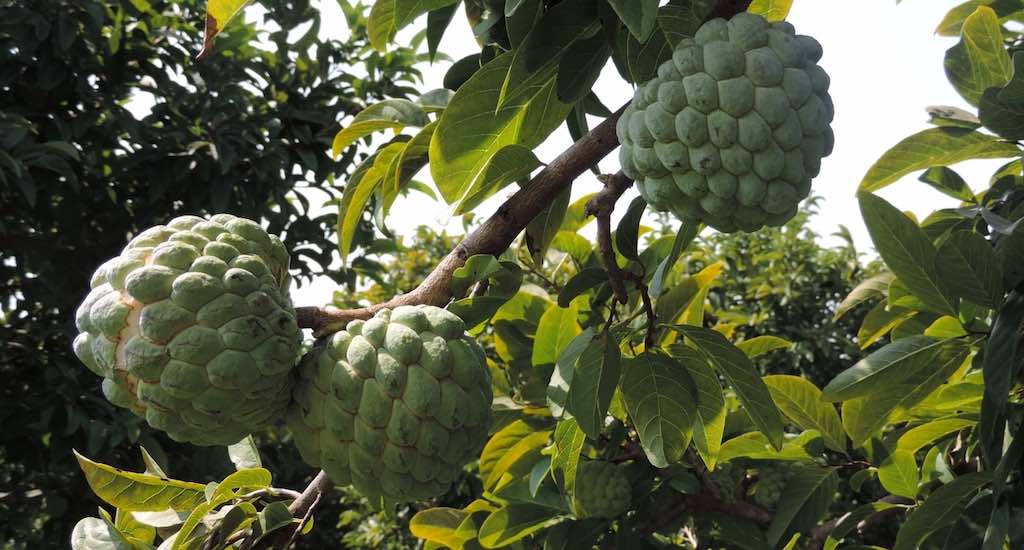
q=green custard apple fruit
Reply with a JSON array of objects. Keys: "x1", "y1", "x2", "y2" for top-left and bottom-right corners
[
  {"x1": 573, "y1": 460, "x2": 632, "y2": 519},
  {"x1": 617, "y1": 12, "x2": 834, "y2": 233},
  {"x1": 73, "y1": 214, "x2": 301, "y2": 446},
  {"x1": 287, "y1": 305, "x2": 493, "y2": 503}
]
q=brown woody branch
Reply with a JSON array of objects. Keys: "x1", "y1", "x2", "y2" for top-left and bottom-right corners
[
  {"x1": 297, "y1": 104, "x2": 628, "y2": 334},
  {"x1": 584, "y1": 171, "x2": 634, "y2": 304}
]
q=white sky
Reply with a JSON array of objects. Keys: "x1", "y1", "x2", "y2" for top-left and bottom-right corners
[{"x1": 280, "y1": 1, "x2": 1005, "y2": 303}]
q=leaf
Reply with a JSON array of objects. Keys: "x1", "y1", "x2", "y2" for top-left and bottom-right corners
[
  {"x1": 718, "y1": 431, "x2": 819, "y2": 463},
  {"x1": 560, "y1": 193, "x2": 598, "y2": 232},
  {"x1": 532, "y1": 301, "x2": 581, "y2": 366},
  {"x1": 556, "y1": 32, "x2": 612, "y2": 103},
  {"x1": 650, "y1": 220, "x2": 700, "y2": 298},
  {"x1": 479, "y1": 421, "x2": 536, "y2": 485},
  {"x1": 551, "y1": 418, "x2": 586, "y2": 495},
  {"x1": 857, "y1": 302, "x2": 914, "y2": 349},
  {"x1": 623, "y1": 20, "x2": 672, "y2": 83},
  {"x1": 74, "y1": 451, "x2": 205, "y2": 512},
  {"x1": 331, "y1": 100, "x2": 429, "y2": 159},
  {"x1": 457, "y1": 144, "x2": 542, "y2": 214},
  {"x1": 858, "y1": 128, "x2": 1019, "y2": 192},
  {"x1": 615, "y1": 197, "x2": 647, "y2": 261},
  {"x1": 367, "y1": 0, "x2": 397, "y2": 51},
  {"x1": 766, "y1": 466, "x2": 839, "y2": 546},
  {"x1": 893, "y1": 473, "x2": 992, "y2": 550},
  {"x1": 936, "y1": 0, "x2": 1024, "y2": 36},
  {"x1": 565, "y1": 332, "x2": 622, "y2": 440},
  {"x1": 918, "y1": 167, "x2": 976, "y2": 202},
  {"x1": 526, "y1": 186, "x2": 571, "y2": 264},
  {"x1": 944, "y1": 6, "x2": 1012, "y2": 106},
  {"x1": 227, "y1": 436, "x2": 261, "y2": 471},
  {"x1": 737, "y1": 336, "x2": 794, "y2": 358},
  {"x1": 410, "y1": 508, "x2": 473, "y2": 549},
  {"x1": 897, "y1": 417, "x2": 975, "y2": 453},
  {"x1": 607, "y1": 0, "x2": 659, "y2": 41},
  {"x1": 200, "y1": 0, "x2": 253, "y2": 58},
  {"x1": 927, "y1": 104, "x2": 983, "y2": 129},
  {"x1": 478, "y1": 504, "x2": 562, "y2": 548},
  {"x1": 338, "y1": 142, "x2": 405, "y2": 264},
  {"x1": 878, "y1": 450, "x2": 920, "y2": 499},
  {"x1": 980, "y1": 290, "x2": 1024, "y2": 462},
  {"x1": 484, "y1": 430, "x2": 552, "y2": 491},
  {"x1": 835, "y1": 272, "x2": 895, "y2": 320},
  {"x1": 71, "y1": 516, "x2": 135, "y2": 550},
  {"x1": 394, "y1": 0, "x2": 459, "y2": 29},
  {"x1": 548, "y1": 327, "x2": 597, "y2": 417},
  {"x1": 936, "y1": 230, "x2": 1003, "y2": 309},
  {"x1": 747, "y1": 0, "x2": 794, "y2": 21},
  {"x1": 558, "y1": 268, "x2": 607, "y2": 308},
  {"x1": 822, "y1": 336, "x2": 951, "y2": 402},
  {"x1": 620, "y1": 353, "x2": 697, "y2": 468},
  {"x1": 764, "y1": 375, "x2": 846, "y2": 453},
  {"x1": 451, "y1": 255, "x2": 503, "y2": 297},
  {"x1": 823, "y1": 502, "x2": 900, "y2": 549},
  {"x1": 672, "y1": 346, "x2": 727, "y2": 470},
  {"x1": 981, "y1": 51, "x2": 1024, "y2": 138},
  {"x1": 115, "y1": 508, "x2": 155, "y2": 545},
  {"x1": 859, "y1": 193, "x2": 957, "y2": 316},
  {"x1": 426, "y1": 3, "x2": 459, "y2": 61},
  {"x1": 671, "y1": 326, "x2": 785, "y2": 449}
]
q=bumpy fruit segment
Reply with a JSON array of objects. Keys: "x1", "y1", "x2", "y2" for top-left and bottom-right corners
[
  {"x1": 617, "y1": 12, "x2": 834, "y2": 233},
  {"x1": 572, "y1": 461, "x2": 632, "y2": 519},
  {"x1": 287, "y1": 305, "x2": 493, "y2": 503},
  {"x1": 72, "y1": 214, "x2": 300, "y2": 446}
]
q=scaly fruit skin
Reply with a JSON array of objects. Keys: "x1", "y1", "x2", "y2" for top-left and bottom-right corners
[
  {"x1": 617, "y1": 13, "x2": 834, "y2": 233},
  {"x1": 72, "y1": 214, "x2": 300, "y2": 446},
  {"x1": 287, "y1": 305, "x2": 493, "y2": 503},
  {"x1": 573, "y1": 461, "x2": 632, "y2": 519}
]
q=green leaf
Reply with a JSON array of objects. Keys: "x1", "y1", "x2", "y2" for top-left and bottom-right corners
[
  {"x1": 200, "y1": 0, "x2": 253, "y2": 58},
  {"x1": 766, "y1": 466, "x2": 839, "y2": 546},
  {"x1": 858, "y1": 193, "x2": 957, "y2": 316},
  {"x1": 71, "y1": 516, "x2": 136, "y2": 550},
  {"x1": 893, "y1": 473, "x2": 992, "y2": 550},
  {"x1": 367, "y1": 0, "x2": 397, "y2": 51},
  {"x1": 427, "y1": 4, "x2": 459, "y2": 61},
  {"x1": 858, "y1": 128, "x2": 1019, "y2": 192},
  {"x1": 668, "y1": 344, "x2": 727, "y2": 469},
  {"x1": 227, "y1": 436, "x2": 261, "y2": 471},
  {"x1": 764, "y1": 375, "x2": 846, "y2": 453},
  {"x1": 209, "y1": 468, "x2": 272, "y2": 507},
  {"x1": 480, "y1": 421, "x2": 536, "y2": 486},
  {"x1": 411, "y1": 508, "x2": 474, "y2": 549},
  {"x1": 74, "y1": 451, "x2": 205, "y2": 512},
  {"x1": 457, "y1": 144, "x2": 542, "y2": 214},
  {"x1": 394, "y1": 0, "x2": 459, "y2": 28},
  {"x1": 558, "y1": 268, "x2": 607, "y2": 308},
  {"x1": 484, "y1": 430, "x2": 552, "y2": 491},
  {"x1": 718, "y1": 431, "x2": 819, "y2": 463},
  {"x1": 671, "y1": 326, "x2": 786, "y2": 450},
  {"x1": 878, "y1": 450, "x2": 920, "y2": 499},
  {"x1": 747, "y1": 0, "x2": 794, "y2": 21},
  {"x1": 607, "y1": 0, "x2": 659, "y2": 41},
  {"x1": 650, "y1": 220, "x2": 700, "y2": 298},
  {"x1": 936, "y1": 0, "x2": 1024, "y2": 36},
  {"x1": 918, "y1": 166, "x2": 976, "y2": 202},
  {"x1": 979, "y1": 86, "x2": 1024, "y2": 139},
  {"x1": 655, "y1": 4, "x2": 710, "y2": 47},
  {"x1": 532, "y1": 301, "x2": 581, "y2": 367},
  {"x1": 565, "y1": 332, "x2": 623, "y2": 440},
  {"x1": 478, "y1": 504, "x2": 562, "y2": 548},
  {"x1": 514, "y1": 0, "x2": 600, "y2": 87},
  {"x1": 944, "y1": 6, "x2": 1013, "y2": 106},
  {"x1": 551, "y1": 418, "x2": 586, "y2": 495},
  {"x1": 980, "y1": 290, "x2": 1024, "y2": 461},
  {"x1": 556, "y1": 32, "x2": 612, "y2": 103},
  {"x1": 451, "y1": 255, "x2": 503, "y2": 297},
  {"x1": 737, "y1": 336, "x2": 794, "y2": 358},
  {"x1": 620, "y1": 353, "x2": 697, "y2": 468},
  {"x1": 822, "y1": 336, "x2": 952, "y2": 402},
  {"x1": 331, "y1": 100, "x2": 429, "y2": 158},
  {"x1": 897, "y1": 417, "x2": 975, "y2": 453},
  {"x1": 823, "y1": 502, "x2": 900, "y2": 549},
  {"x1": 115, "y1": 508, "x2": 155, "y2": 545},
  {"x1": 560, "y1": 193, "x2": 598, "y2": 232},
  {"x1": 338, "y1": 142, "x2": 406, "y2": 264},
  {"x1": 857, "y1": 302, "x2": 914, "y2": 350},
  {"x1": 835, "y1": 272, "x2": 894, "y2": 320},
  {"x1": 526, "y1": 187, "x2": 571, "y2": 264},
  {"x1": 623, "y1": 20, "x2": 672, "y2": 83},
  {"x1": 936, "y1": 230, "x2": 1003, "y2": 309},
  {"x1": 548, "y1": 327, "x2": 597, "y2": 417},
  {"x1": 615, "y1": 197, "x2": 647, "y2": 261}
]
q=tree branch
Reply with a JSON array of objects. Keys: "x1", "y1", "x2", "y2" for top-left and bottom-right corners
[
  {"x1": 585, "y1": 171, "x2": 634, "y2": 304},
  {"x1": 297, "y1": 104, "x2": 628, "y2": 334}
]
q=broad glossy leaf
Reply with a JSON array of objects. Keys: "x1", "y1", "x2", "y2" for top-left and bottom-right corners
[
  {"x1": 766, "y1": 466, "x2": 839, "y2": 546},
  {"x1": 547, "y1": 327, "x2": 596, "y2": 417},
  {"x1": 878, "y1": 450, "x2": 920, "y2": 499},
  {"x1": 532, "y1": 301, "x2": 581, "y2": 366},
  {"x1": 620, "y1": 353, "x2": 697, "y2": 468},
  {"x1": 615, "y1": 197, "x2": 647, "y2": 261},
  {"x1": 331, "y1": 100, "x2": 429, "y2": 159},
  {"x1": 410, "y1": 508, "x2": 473, "y2": 549},
  {"x1": 650, "y1": 221, "x2": 700, "y2": 298},
  {"x1": 607, "y1": 0, "x2": 659, "y2": 41},
  {"x1": 980, "y1": 290, "x2": 1024, "y2": 461},
  {"x1": 566, "y1": 333, "x2": 622, "y2": 439},
  {"x1": 669, "y1": 344, "x2": 727, "y2": 469},
  {"x1": 623, "y1": 21, "x2": 672, "y2": 83},
  {"x1": 394, "y1": 0, "x2": 459, "y2": 29},
  {"x1": 944, "y1": 6, "x2": 1012, "y2": 106},
  {"x1": 200, "y1": 0, "x2": 252, "y2": 57},
  {"x1": 893, "y1": 473, "x2": 992, "y2": 550},
  {"x1": 835, "y1": 272, "x2": 894, "y2": 320},
  {"x1": 857, "y1": 302, "x2": 913, "y2": 349},
  {"x1": 897, "y1": 417, "x2": 975, "y2": 453},
  {"x1": 859, "y1": 193, "x2": 957, "y2": 315},
  {"x1": 551, "y1": 418, "x2": 586, "y2": 494},
  {"x1": 556, "y1": 32, "x2": 611, "y2": 103},
  {"x1": 918, "y1": 166, "x2": 975, "y2": 202},
  {"x1": 718, "y1": 430, "x2": 819, "y2": 464},
  {"x1": 478, "y1": 504, "x2": 562, "y2": 548},
  {"x1": 748, "y1": 0, "x2": 794, "y2": 21},
  {"x1": 936, "y1": 230, "x2": 1003, "y2": 309},
  {"x1": 859, "y1": 128, "x2": 1018, "y2": 192},
  {"x1": 479, "y1": 421, "x2": 536, "y2": 485},
  {"x1": 764, "y1": 375, "x2": 846, "y2": 453},
  {"x1": 936, "y1": 0, "x2": 1024, "y2": 36},
  {"x1": 526, "y1": 187, "x2": 571, "y2": 264},
  {"x1": 558, "y1": 268, "x2": 607, "y2": 308},
  {"x1": 457, "y1": 144, "x2": 542, "y2": 214},
  {"x1": 338, "y1": 142, "x2": 405, "y2": 263},
  {"x1": 430, "y1": 52, "x2": 569, "y2": 208},
  {"x1": 74, "y1": 451, "x2": 205, "y2": 512},
  {"x1": 484, "y1": 430, "x2": 552, "y2": 491},
  {"x1": 367, "y1": 0, "x2": 397, "y2": 51},
  {"x1": 673, "y1": 326, "x2": 785, "y2": 449},
  {"x1": 737, "y1": 336, "x2": 793, "y2": 358},
  {"x1": 823, "y1": 336, "x2": 950, "y2": 402}
]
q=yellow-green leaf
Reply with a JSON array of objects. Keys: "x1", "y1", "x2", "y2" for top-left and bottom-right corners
[
  {"x1": 764, "y1": 375, "x2": 846, "y2": 453},
  {"x1": 670, "y1": 344, "x2": 727, "y2": 470},
  {"x1": 747, "y1": 0, "x2": 793, "y2": 21},
  {"x1": 75, "y1": 451, "x2": 206, "y2": 513},
  {"x1": 878, "y1": 450, "x2": 920, "y2": 499},
  {"x1": 200, "y1": 0, "x2": 252, "y2": 58},
  {"x1": 737, "y1": 336, "x2": 793, "y2": 358},
  {"x1": 410, "y1": 508, "x2": 474, "y2": 548},
  {"x1": 944, "y1": 6, "x2": 1013, "y2": 106}
]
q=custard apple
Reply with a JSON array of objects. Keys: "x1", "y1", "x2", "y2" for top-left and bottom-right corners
[
  {"x1": 287, "y1": 305, "x2": 493, "y2": 502},
  {"x1": 617, "y1": 12, "x2": 834, "y2": 233},
  {"x1": 573, "y1": 460, "x2": 631, "y2": 518},
  {"x1": 72, "y1": 214, "x2": 301, "y2": 446}
]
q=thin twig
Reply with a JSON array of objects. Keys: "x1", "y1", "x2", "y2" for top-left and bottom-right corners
[{"x1": 584, "y1": 171, "x2": 635, "y2": 304}]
